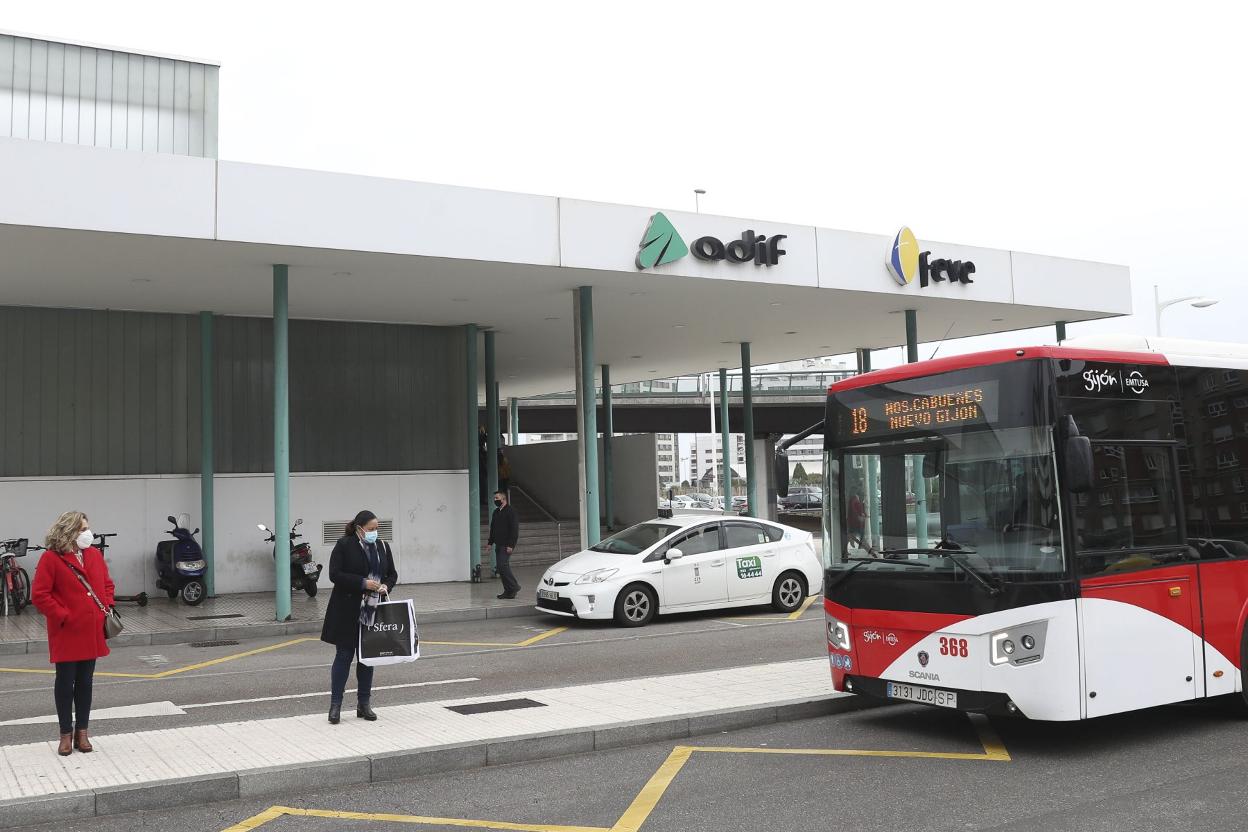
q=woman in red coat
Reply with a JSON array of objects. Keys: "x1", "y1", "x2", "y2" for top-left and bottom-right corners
[{"x1": 31, "y1": 511, "x2": 114, "y2": 757}]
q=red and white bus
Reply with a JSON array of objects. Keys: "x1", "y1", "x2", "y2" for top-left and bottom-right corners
[{"x1": 792, "y1": 336, "x2": 1248, "y2": 720}]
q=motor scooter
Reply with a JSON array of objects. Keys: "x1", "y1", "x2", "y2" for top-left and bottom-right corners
[
  {"x1": 258, "y1": 518, "x2": 322, "y2": 597},
  {"x1": 155, "y1": 514, "x2": 207, "y2": 605}
]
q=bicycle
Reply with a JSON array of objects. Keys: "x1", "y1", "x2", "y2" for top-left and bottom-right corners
[{"x1": 0, "y1": 538, "x2": 35, "y2": 617}]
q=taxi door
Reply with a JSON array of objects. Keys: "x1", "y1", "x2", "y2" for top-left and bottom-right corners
[
  {"x1": 723, "y1": 521, "x2": 778, "y2": 601},
  {"x1": 660, "y1": 523, "x2": 729, "y2": 608}
]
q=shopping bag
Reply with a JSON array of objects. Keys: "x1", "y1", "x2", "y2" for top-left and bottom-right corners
[{"x1": 359, "y1": 599, "x2": 419, "y2": 666}]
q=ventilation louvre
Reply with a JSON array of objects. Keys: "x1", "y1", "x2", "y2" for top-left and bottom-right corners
[{"x1": 322, "y1": 520, "x2": 394, "y2": 546}]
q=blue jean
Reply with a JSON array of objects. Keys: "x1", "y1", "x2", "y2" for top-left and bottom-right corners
[{"x1": 330, "y1": 642, "x2": 374, "y2": 705}]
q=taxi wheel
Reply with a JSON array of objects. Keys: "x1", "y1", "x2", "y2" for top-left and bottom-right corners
[
  {"x1": 614, "y1": 584, "x2": 657, "y2": 627},
  {"x1": 771, "y1": 572, "x2": 806, "y2": 613}
]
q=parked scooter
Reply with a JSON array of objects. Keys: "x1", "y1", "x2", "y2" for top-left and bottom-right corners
[
  {"x1": 155, "y1": 514, "x2": 207, "y2": 605},
  {"x1": 258, "y1": 518, "x2": 322, "y2": 597}
]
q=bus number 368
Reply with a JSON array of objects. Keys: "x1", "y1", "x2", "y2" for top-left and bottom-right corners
[{"x1": 939, "y1": 637, "x2": 968, "y2": 658}]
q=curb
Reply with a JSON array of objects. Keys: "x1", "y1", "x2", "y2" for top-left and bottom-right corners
[
  {"x1": 0, "y1": 603, "x2": 540, "y2": 655},
  {"x1": 0, "y1": 693, "x2": 877, "y2": 827}
]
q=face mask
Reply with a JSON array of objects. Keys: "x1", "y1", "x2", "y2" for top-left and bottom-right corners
[
  {"x1": 494, "y1": 499, "x2": 503, "y2": 508},
  {"x1": 76, "y1": 530, "x2": 94, "y2": 550},
  {"x1": 363, "y1": 530, "x2": 379, "y2": 544}
]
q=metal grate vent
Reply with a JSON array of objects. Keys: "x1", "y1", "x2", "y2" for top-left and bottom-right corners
[
  {"x1": 189, "y1": 640, "x2": 240, "y2": 649},
  {"x1": 445, "y1": 698, "x2": 547, "y2": 716},
  {"x1": 322, "y1": 520, "x2": 394, "y2": 546}
]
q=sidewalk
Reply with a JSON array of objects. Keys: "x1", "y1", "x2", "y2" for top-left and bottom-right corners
[
  {"x1": 0, "y1": 566, "x2": 548, "y2": 655},
  {"x1": 0, "y1": 658, "x2": 853, "y2": 827}
]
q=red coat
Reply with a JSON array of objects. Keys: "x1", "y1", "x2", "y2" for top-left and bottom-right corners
[{"x1": 31, "y1": 547, "x2": 114, "y2": 664}]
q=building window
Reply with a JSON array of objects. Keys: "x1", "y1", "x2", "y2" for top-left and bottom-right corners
[
  {"x1": 1225, "y1": 370, "x2": 1239, "y2": 385},
  {"x1": 1202, "y1": 375, "x2": 1218, "y2": 392},
  {"x1": 1209, "y1": 402, "x2": 1229, "y2": 418},
  {"x1": 1235, "y1": 475, "x2": 1245, "y2": 494},
  {"x1": 1208, "y1": 481, "x2": 1224, "y2": 496},
  {"x1": 1214, "y1": 425, "x2": 1235, "y2": 443},
  {"x1": 1218, "y1": 451, "x2": 1239, "y2": 470}
]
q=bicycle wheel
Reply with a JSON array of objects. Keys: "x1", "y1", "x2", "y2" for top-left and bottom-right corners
[{"x1": 13, "y1": 568, "x2": 30, "y2": 613}]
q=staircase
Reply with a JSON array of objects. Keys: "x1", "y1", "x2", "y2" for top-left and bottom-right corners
[{"x1": 481, "y1": 485, "x2": 581, "y2": 570}]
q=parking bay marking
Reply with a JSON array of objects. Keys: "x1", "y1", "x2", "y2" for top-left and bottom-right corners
[
  {"x1": 0, "y1": 637, "x2": 318, "y2": 680},
  {"x1": 220, "y1": 713, "x2": 1009, "y2": 832}
]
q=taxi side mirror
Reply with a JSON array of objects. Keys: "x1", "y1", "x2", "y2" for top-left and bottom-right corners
[{"x1": 665, "y1": 548, "x2": 684, "y2": 563}]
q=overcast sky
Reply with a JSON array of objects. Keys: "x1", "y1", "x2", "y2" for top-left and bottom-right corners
[{"x1": 7, "y1": 1, "x2": 1246, "y2": 368}]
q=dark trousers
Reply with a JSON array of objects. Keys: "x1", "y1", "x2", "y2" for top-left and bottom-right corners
[
  {"x1": 495, "y1": 545, "x2": 521, "y2": 595},
  {"x1": 330, "y1": 642, "x2": 374, "y2": 705},
  {"x1": 54, "y1": 660, "x2": 96, "y2": 735}
]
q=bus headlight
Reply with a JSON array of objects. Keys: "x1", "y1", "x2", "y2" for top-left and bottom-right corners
[
  {"x1": 990, "y1": 622, "x2": 1048, "y2": 666},
  {"x1": 827, "y1": 617, "x2": 851, "y2": 651}
]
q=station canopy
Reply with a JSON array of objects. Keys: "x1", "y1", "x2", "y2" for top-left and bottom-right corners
[{"x1": 0, "y1": 137, "x2": 1131, "y2": 397}]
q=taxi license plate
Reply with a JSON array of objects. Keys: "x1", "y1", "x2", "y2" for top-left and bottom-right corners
[
  {"x1": 537, "y1": 589, "x2": 559, "y2": 601},
  {"x1": 886, "y1": 682, "x2": 957, "y2": 709},
  {"x1": 301, "y1": 563, "x2": 318, "y2": 575}
]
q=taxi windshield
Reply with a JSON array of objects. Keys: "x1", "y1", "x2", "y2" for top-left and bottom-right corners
[{"x1": 590, "y1": 523, "x2": 680, "y2": 555}]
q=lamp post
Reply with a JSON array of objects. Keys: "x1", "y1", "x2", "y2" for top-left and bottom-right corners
[
  {"x1": 1154, "y1": 285, "x2": 1218, "y2": 336},
  {"x1": 694, "y1": 189, "x2": 706, "y2": 213}
]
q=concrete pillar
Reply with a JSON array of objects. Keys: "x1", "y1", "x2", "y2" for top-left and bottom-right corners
[
  {"x1": 465, "y1": 324, "x2": 481, "y2": 576},
  {"x1": 856, "y1": 347, "x2": 871, "y2": 374},
  {"x1": 905, "y1": 312, "x2": 928, "y2": 548},
  {"x1": 574, "y1": 287, "x2": 600, "y2": 547},
  {"x1": 1056, "y1": 320, "x2": 1067, "y2": 344},
  {"x1": 719, "y1": 367, "x2": 732, "y2": 514},
  {"x1": 602, "y1": 364, "x2": 614, "y2": 531},
  {"x1": 199, "y1": 312, "x2": 215, "y2": 597},
  {"x1": 509, "y1": 396, "x2": 519, "y2": 446},
  {"x1": 905, "y1": 309, "x2": 918, "y2": 364},
  {"x1": 272, "y1": 265, "x2": 291, "y2": 622},
  {"x1": 741, "y1": 342, "x2": 758, "y2": 517},
  {"x1": 485, "y1": 332, "x2": 499, "y2": 572}
]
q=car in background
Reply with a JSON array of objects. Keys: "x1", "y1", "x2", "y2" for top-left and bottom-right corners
[
  {"x1": 779, "y1": 491, "x2": 823, "y2": 510},
  {"x1": 536, "y1": 515, "x2": 822, "y2": 626}
]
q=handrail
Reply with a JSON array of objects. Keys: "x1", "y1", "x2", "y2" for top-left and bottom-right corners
[{"x1": 510, "y1": 483, "x2": 565, "y2": 558}]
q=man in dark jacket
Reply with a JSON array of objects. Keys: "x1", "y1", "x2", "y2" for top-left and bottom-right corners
[{"x1": 486, "y1": 490, "x2": 521, "y2": 599}]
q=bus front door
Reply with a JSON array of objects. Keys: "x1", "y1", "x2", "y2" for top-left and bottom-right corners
[{"x1": 1080, "y1": 564, "x2": 1201, "y2": 718}]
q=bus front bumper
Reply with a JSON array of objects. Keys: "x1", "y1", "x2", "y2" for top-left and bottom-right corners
[{"x1": 842, "y1": 674, "x2": 1025, "y2": 718}]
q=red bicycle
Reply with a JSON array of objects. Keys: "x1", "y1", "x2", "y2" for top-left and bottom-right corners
[{"x1": 0, "y1": 538, "x2": 36, "y2": 617}]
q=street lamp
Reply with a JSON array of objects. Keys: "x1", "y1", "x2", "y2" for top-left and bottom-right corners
[
  {"x1": 1154, "y1": 285, "x2": 1218, "y2": 336},
  {"x1": 694, "y1": 189, "x2": 706, "y2": 213}
]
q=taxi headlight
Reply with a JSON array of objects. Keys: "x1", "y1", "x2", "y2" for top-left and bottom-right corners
[
  {"x1": 827, "y1": 617, "x2": 851, "y2": 651},
  {"x1": 575, "y1": 568, "x2": 619, "y2": 585}
]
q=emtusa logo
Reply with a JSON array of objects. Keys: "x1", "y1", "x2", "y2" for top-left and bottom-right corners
[{"x1": 886, "y1": 226, "x2": 976, "y2": 288}]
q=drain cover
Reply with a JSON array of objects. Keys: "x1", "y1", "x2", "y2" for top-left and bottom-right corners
[
  {"x1": 189, "y1": 640, "x2": 240, "y2": 648},
  {"x1": 446, "y1": 698, "x2": 546, "y2": 716}
]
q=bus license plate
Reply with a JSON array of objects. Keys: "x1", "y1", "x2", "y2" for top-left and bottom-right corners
[
  {"x1": 538, "y1": 589, "x2": 559, "y2": 601},
  {"x1": 886, "y1": 682, "x2": 957, "y2": 709}
]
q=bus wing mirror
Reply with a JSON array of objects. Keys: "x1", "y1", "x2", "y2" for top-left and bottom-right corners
[
  {"x1": 923, "y1": 451, "x2": 943, "y2": 479},
  {"x1": 774, "y1": 449, "x2": 790, "y2": 497},
  {"x1": 1063, "y1": 436, "x2": 1094, "y2": 493}
]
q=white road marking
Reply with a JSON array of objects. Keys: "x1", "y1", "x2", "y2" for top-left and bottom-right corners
[
  {"x1": 713, "y1": 619, "x2": 749, "y2": 627},
  {"x1": 0, "y1": 700, "x2": 185, "y2": 726},
  {"x1": 181, "y1": 677, "x2": 480, "y2": 709}
]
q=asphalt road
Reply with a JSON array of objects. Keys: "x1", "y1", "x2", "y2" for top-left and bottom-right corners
[
  {"x1": 13, "y1": 696, "x2": 1248, "y2": 832},
  {"x1": 0, "y1": 602, "x2": 826, "y2": 745}
]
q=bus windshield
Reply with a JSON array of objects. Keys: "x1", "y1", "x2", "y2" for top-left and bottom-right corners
[{"x1": 831, "y1": 426, "x2": 1064, "y2": 575}]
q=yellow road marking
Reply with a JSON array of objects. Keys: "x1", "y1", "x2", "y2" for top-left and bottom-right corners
[
  {"x1": 788, "y1": 595, "x2": 818, "y2": 621},
  {"x1": 220, "y1": 713, "x2": 1009, "y2": 832},
  {"x1": 223, "y1": 806, "x2": 608, "y2": 832},
  {"x1": 424, "y1": 626, "x2": 568, "y2": 649},
  {"x1": 0, "y1": 637, "x2": 316, "y2": 679},
  {"x1": 723, "y1": 595, "x2": 822, "y2": 622},
  {"x1": 609, "y1": 746, "x2": 695, "y2": 832}
]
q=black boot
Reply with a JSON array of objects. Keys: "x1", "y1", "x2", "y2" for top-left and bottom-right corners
[
  {"x1": 357, "y1": 703, "x2": 378, "y2": 721},
  {"x1": 328, "y1": 702, "x2": 341, "y2": 724}
]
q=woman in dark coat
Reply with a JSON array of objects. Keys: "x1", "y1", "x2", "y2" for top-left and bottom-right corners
[
  {"x1": 321, "y1": 510, "x2": 397, "y2": 724},
  {"x1": 31, "y1": 510, "x2": 115, "y2": 756}
]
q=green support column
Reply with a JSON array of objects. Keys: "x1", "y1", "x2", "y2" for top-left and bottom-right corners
[
  {"x1": 741, "y1": 342, "x2": 758, "y2": 517},
  {"x1": 856, "y1": 347, "x2": 871, "y2": 374},
  {"x1": 905, "y1": 312, "x2": 928, "y2": 548},
  {"x1": 1056, "y1": 320, "x2": 1067, "y2": 344},
  {"x1": 509, "y1": 397, "x2": 519, "y2": 446},
  {"x1": 485, "y1": 332, "x2": 499, "y2": 513},
  {"x1": 905, "y1": 309, "x2": 919, "y2": 364},
  {"x1": 199, "y1": 312, "x2": 215, "y2": 597},
  {"x1": 719, "y1": 368, "x2": 732, "y2": 512},
  {"x1": 272, "y1": 265, "x2": 292, "y2": 622},
  {"x1": 578, "y1": 287, "x2": 601, "y2": 546},
  {"x1": 602, "y1": 364, "x2": 614, "y2": 531},
  {"x1": 465, "y1": 325, "x2": 481, "y2": 575}
]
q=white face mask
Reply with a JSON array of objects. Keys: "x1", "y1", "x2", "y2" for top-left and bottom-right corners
[{"x1": 76, "y1": 529, "x2": 94, "y2": 551}]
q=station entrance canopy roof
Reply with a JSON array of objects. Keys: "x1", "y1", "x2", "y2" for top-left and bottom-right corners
[{"x1": 0, "y1": 137, "x2": 1131, "y2": 397}]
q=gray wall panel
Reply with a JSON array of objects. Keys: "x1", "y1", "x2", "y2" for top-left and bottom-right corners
[{"x1": 0, "y1": 308, "x2": 464, "y2": 477}]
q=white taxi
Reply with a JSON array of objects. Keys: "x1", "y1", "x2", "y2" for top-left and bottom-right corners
[{"x1": 535, "y1": 515, "x2": 822, "y2": 627}]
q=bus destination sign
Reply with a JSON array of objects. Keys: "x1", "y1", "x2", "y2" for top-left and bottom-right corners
[{"x1": 843, "y1": 381, "x2": 1001, "y2": 439}]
